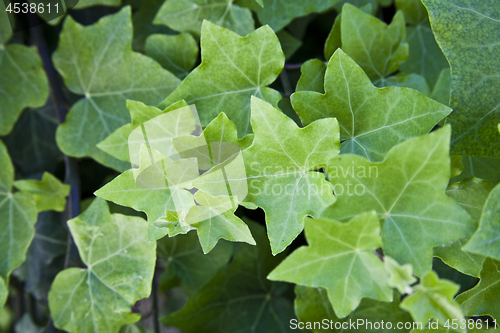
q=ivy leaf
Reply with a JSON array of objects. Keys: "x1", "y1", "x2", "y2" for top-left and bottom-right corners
[
  {"x1": 13, "y1": 173, "x2": 70, "y2": 212},
  {"x1": 321, "y1": 126, "x2": 474, "y2": 275},
  {"x1": 277, "y1": 30, "x2": 302, "y2": 60},
  {"x1": 464, "y1": 183, "x2": 500, "y2": 260},
  {"x1": 157, "y1": 231, "x2": 233, "y2": 295},
  {"x1": 0, "y1": 2, "x2": 49, "y2": 136},
  {"x1": 395, "y1": 0, "x2": 427, "y2": 25},
  {"x1": 0, "y1": 140, "x2": 37, "y2": 282},
  {"x1": 294, "y1": 286, "x2": 413, "y2": 332},
  {"x1": 54, "y1": 7, "x2": 180, "y2": 171},
  {"x1": 454, "y1": 156, "x2": 500, "y2": 186},
  {"x1": 48, "y1": 198, "x2": 157, "y2": 333},
  {"x1": 0, "y1": 277, "x2": 6, "y2": 311},
  {"x1": 160, "y1": 220, "x2": 296, "y2": 333},
  {"x1": 131, "y1": 0, "x2": 174, "y2": 52},
  {"x1": 400, "y1": 271, "x2": 464, "y2": 331},
  {"x1": 423, "y1": 0, "x2": 500, "y2": 157},
  {"x1": 456, "y1": 258, "x2": 500, "y2": 320},
  {"x1": 97, "y1": 100, "x2": 189, "y2": 163},
  {"x1": 237, "y1": 0, "x2": 341, "y2": 32},
  {"x1": 433, "y1": 178, "x2": 491, "y2": 277},
  {"x1": 268, "y1": 211, "x2": 393, "y2": 318},
  {"x1": 377, "y1": 73, "x2": 431, "y2": 97},
  {"x1": 384, "y1": 256, "x2": 417, "y2": 295},
  {"x1": 154, "y1": 0, "x2": 254, "y2": 37},
  {"x1": 158, "y1": 21, "x2": 285, "y2": 137},
  {"x1": 291, "y1": 49, "x2": 451, "y2": 161},
  {"x1": 324, "y1": 4, "x2": 408, "y2": 81},
  {"x1": 431, "y1": 69, "x2": 451, "y2": 106},
  {"x1": 2, "y1": 98, "x2": 63, "y2": 175},
  {"x1": 145, "y1": 33, "x2": 199, "y2": 79},
  {"x1": 296, "y1": 59, "x2": 327, "y2": 93},
  {"x1": 74, "y1": 0, "x2": 121, "y2": 9},
  {"x1": 243, "y1": 97, "x2": 339, "y2": 254}
]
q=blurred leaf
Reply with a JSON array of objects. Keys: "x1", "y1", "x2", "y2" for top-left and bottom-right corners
[
  {"x1": 14, "y1": 172, "x2": 70, "y2": 212},
  {"x1": 131, "y1": 0, "x2": 174, "y2": 52},
  {"x1": 277, "y1": 30, "x2": 302, "y2": 60}
]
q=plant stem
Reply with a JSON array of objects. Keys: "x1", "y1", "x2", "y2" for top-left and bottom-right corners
[
  {"x1": 280, "y1": 68, "x2": 293, "y2": 97},
  {"x1": 152, "y1": 270, "x2": 160, "y2": 333},
  {"x1": 284, "y1": 63, "x2": 303, "y2": 70}
]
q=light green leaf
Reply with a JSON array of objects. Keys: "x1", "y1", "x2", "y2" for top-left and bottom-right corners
[
  {"x1": 464, "y1": 183, "x2": 500, "y2": 260},
  {"x1": 145, "y1": 33, "x2": 199, "y2": 79},
  {"x1": 454, "y1": 155, "x2": 500, "y2": 185},
  {"x1": 157, "y1": 231, "x2": 233, "y2": 295},
  {"x1": 54, "y1": 7, "x2": 180, "y2": 171},
  {"x1": 456, "y1": 258, "x2": 500, "y2": 320},
  {"x1": 13, "y1": 172, "x2": 70, "y2": 212},
  {"x1": 296, "y1": 59, "x2": 327, "y2": 93},
  {"x1": 423, "y1": 0, "x2": 500, "y2": 157},
  {"x1": 243, "y1": 97, "x2": 339, "y2": 254},
  {"x1": 0, "y1": 140, "x2": 37, "y2": 282},
  {"x1": 399, "y1": 19, "x2": 449, "y2": 88},
  {"x1": 97, "y1": 100, "x2": 189, "y2": 163},
  {"x1": 268, "y1": 211, "x2": 392, "y2": 318},
  {"x1": 238, "y1": 0, "x2": 341, "y2": 32},
  {"x1": 395, "y1": 0, "x2": 427, "y2": 25},
  {"x1": 401, "y1": 271, "x2": 464, "y2": 331},
  {"x1": 385, "y1": 256, "x2": 417, "y2": 295},
  {"x1": 74, "y1": 0, "x2": 121, "y2": 9},
  {"x1": 324, "y1": 4, "x2": 408, "y2": 81},
  {"x1": 322, "y1": 126, "x2": 474, "y2": 275},
  {"x1": 291, "y1": 49, "x2": 451, "y2": 161},
  {"x1": 0, "y1": 2, "x2": 49, "y2": 136},
  {"x1": 295, "y1": 286, "x2": 413, "y2": 332},
  {"x1": 161, "y1": 220, "x2": 296, "y2": 332},
  {"x1": 154, "y1": 0, "x2": 254, "y2": 37},
  {"x1": 48, "y1": 198, "x2": 156, "y2": 333},
  {"x1": 158, "y1": 21, "x2": 285, "y2": 137}
]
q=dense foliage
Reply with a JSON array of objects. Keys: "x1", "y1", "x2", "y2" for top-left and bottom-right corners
[{"x1": 0, "y1": 0, "x2": 499, "y2": 332}]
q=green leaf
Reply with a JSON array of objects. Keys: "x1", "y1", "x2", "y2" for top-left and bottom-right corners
[
  {"x1": 277, "y1": 30, "x2": 302, "y2": 60},
  {"x1": 422, "y1": 0, "x2": 500, "y2": 157},
  {"x1": 131, "y1": 0, "x2": 175, "y2": 52},
  {"x1": 395, "y1": 0, "x2": 427, "y2": 25},
  {"x1": 378, "y1": 73, "x2": 431, "y2": 97},
  {"x1": 398, "y1": 19, "x2": 449, "y2": 88},
  {"x1": 384, "y1": 256, "x2": 417, "y2": 295},
  {"x1": 324, "y1": 4, "x2": 408, "y2": 81},
  {"x1": 48, "y1": 198, "x2": 157, "y2": 333},
  {"x1": 433, "y1": 178, "x2": 491, "y2": 277},
  {"x1": 322, "y1": 126, "x2": 474, "y2": 275},
  {"x1": 431, "y1": 69, "x2": 451, "y2": 106},
  {"x1": 154, "y1": 0, "x2": 254, "y2": 37},
  {"x1": 464, "y1": 183, "x2": 500, "y2": 260},
  {"x1": 2, "y1": 98, "x2": 63, "y2": 175},
  {"x1": 145, "y1": 33, "x2": 199, "y2": 79},
  {"x1": 0, "y1": 277, "x2": 6, "y2": 311},
  {"x1": 454, "y1": 156, "x2": 500, "y2": 185},
  {"x1": 294, "y1": 286, "x2": 413, "y2": 332},
  {"x1": 0, "y1": 140, "x2": 37, "y2": 281},
  {"x1": 74, "y1": 0, "x2": 121, "y2": 9},
  {"x1": 0, "y1": 2, "x2": 49, "y2": 136},
  {"x1": 238, "y1": 0, "x2": 341, "y2": 32},
  {"x1": 157, "y1": 230, "x2": 233, "y2": 295},
  {"x1": 296, "y1": 59, "x2": 327, "y2": 93},
  {"x1": 456, "y1": 258, "x2": 500, "y2": 320},
  {"x1": 97, "y1": 100, "x2": 189, "y2": 163},
  {"x1": 54, "y1": 7, "x2": 180, "y2": 170},
  {"x1": 291, "y1": 49, "x2": 451, "y2": 161},
  {"x1": 243, "y1": 97, "x2": 339, "y2": 254},
  {"x1": 268, "y1": 211, "x2": 393, "y2": 318},
  {"x1": 158, "y1": 21, "x2": 285, "y2": 137},
  {"x1": 400, "y1": 271, "x2": 464, "y2": 331},
  {"x1": 13, "y1": 172, "x2": 70, "y2": 212},
  {"x1": 160, "y1": 220, "x2": 296, "y2": 332}
]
